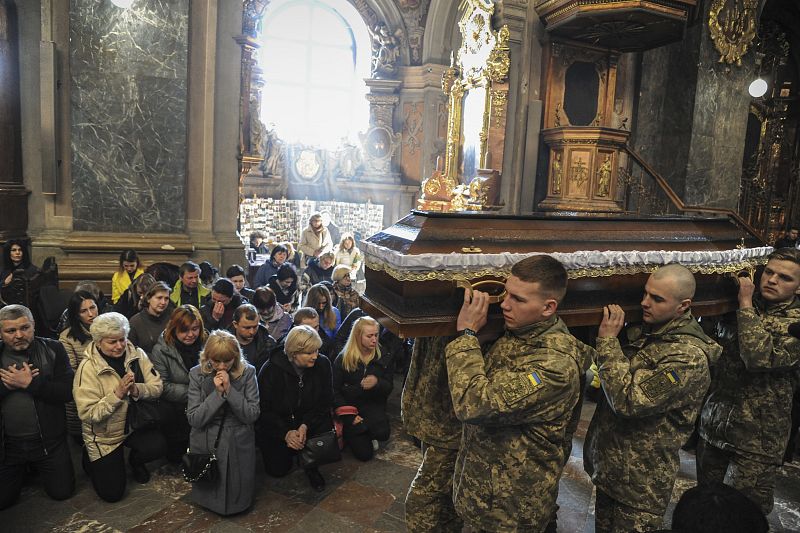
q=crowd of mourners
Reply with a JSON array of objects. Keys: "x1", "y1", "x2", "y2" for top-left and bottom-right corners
[
  {"x1": 0, "y1": 213, "x2": 402, "y2": 517},
  {"x1": 1, "y1": 220, "x2": 799, "y2": 533}
]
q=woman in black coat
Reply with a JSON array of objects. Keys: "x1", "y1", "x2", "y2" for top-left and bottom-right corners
[
  {"x1": 267, "y1": 263, "x2": 299, "y2": 313},
  {"x1": 1, "y1": 239, "x2": 39, "y2": 287},
  {"x1": 257, "y1": 324, "x2": 335, "y2": 491},
  {"x1": 332, "y1": 316, "x2": 393, "y2": 461}
]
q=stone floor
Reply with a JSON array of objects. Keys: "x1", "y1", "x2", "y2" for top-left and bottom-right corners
[{"x1": 3, "y1": 377, "x2": 800, "y2": 532}]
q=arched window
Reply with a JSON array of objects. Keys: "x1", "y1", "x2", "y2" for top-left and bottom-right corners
[{"x1": 259, "y1": 0, "x2": 370, "y2": 148}]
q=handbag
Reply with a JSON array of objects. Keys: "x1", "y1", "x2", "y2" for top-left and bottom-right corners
[
  {"x1": 298, "y1": 430, "x2": 341, "y2": 469},
  {"x1": 182, "y1": 406, "x2": 227, "y2": 483},
  {"x1": 127, "y1": 359, "x2": 161, "y2": 431}
]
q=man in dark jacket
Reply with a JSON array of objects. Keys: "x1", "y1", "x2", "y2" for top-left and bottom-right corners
[
  {"x1": 230, "y1": 304, "x2": 277, "y2": 373},
  {"x1": 774, "y1": 228, "x2": 799, "y2": 250},
  {"x1": 0, "y1": 304, "x2": 75, "y2": 509},
  {"x1": 200, "y1": 278, "x2": 243, "y2": 331}
]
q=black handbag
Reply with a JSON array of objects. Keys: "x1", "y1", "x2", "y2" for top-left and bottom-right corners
[
  {"x1": 182, "y1": 407, "x2": 227, "y2": 483},
  {"x1": 298, "y1": 430, "x2": 341, "y2": 469},
  {"x1": 127, "y1": 359, "x2": 161, "y2": 431}
]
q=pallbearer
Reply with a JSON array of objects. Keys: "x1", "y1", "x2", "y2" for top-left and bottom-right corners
[{"x1": 584, "y1": 264, "x2": 721, "y2": 533}]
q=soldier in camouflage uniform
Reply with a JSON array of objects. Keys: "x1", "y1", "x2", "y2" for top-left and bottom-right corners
[
  {"x1": 698, "y1": 247, "x2": 800, "y2": 514},
  {"x1": 403, "y1": 335, "x2": 464, "y2": 533},
  {"x1": 584, "y1": 264, "x2": 721, "y2": 533},
  {"x1": 445, "y1": 255, "x2": 589, "y2": 532}
]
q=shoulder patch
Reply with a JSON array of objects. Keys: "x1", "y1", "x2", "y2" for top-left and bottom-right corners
[
  {"x1": 639, "y1": 369, "x2": 680, "y2": 400},
  {"x1": 501, "y1": 371, "x2": 543, "y2": 405}
]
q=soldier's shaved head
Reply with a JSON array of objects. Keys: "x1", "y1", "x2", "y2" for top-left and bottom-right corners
[{"x1": 651, "y1": 264, "x2": 696, "y2": 301}]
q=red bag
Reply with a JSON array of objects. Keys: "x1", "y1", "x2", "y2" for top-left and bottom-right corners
[{"x1": 333, "y1": 405, "x2": 359, "y2": 450}]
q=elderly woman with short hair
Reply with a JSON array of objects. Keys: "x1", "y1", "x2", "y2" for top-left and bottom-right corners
[
  {"x1": 187, "y1": 330, "x2": 259, "y2": 515},
  {"x1": 257, "y1": 325, "x2": 335, "y2": 491},
  {"x1": 73, "y1": 312, "x2": 166, "y2": 503}
]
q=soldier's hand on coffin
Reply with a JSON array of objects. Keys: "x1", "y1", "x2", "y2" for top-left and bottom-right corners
[
  {"x1": 457, "y1": 289, "x2": 489, "y2": 332},
  {"x1": 738, "y1": 274, "x2": 755, "y2": 309},
  {"x1": 598, "y1": 304, "x2": 625, "y2": 338}
]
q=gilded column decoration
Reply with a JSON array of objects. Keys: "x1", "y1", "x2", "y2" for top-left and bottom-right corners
[
  {"x1": 596, "y1": 154, "x2": 612, "y2": 197},
  {"x1": 552, "y1": 153, "x2": 563, "y2": 194},
  {"x1": 418, "y1": 0, "x2": 510, "y2": 212},
  {"x1": 708, "y1": 0, "x2": 758, "y2": 66}
]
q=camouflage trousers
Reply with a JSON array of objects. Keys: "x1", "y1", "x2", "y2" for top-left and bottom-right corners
[
  {"x1": 594, "y1": 489, "x2": 662, "y2": 533},
  {"x1": 405, "y1": 443, "x2": 463, "y2": 533},
  {"x1": 696, "y1": 438, "x2": 778, "y2": 515}
]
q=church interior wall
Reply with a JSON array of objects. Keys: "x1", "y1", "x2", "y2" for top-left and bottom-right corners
[{"x1": 3, "y1": 0, "x2": 798, "y2": 289}]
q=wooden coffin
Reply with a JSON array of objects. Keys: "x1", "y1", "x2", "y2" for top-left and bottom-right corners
[{"x1": 360, "y1": 210, "x2": 769, "y2": 338}]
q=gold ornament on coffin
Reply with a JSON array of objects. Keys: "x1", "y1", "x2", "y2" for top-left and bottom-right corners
[
  {"x1": 709, "y1": 0, "x2": 758, "y2": 66},
  {"x1": 365, "y1": 256, "x2": 768, "y2": 283}
]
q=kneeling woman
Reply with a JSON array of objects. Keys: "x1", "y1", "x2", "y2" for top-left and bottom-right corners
[
  {"x1": 150, "y1": 305, "x2": 207, "y2": 462},
  {"x1": 257, "y1": 325, "x2": 335, "y2": 491},
  {"x1": 187, "y1": 330, "x2": 259, "y2": 516},
  {"x1": 73, "y1": 313, "x2": 166, "y2": 503},
  {"x1": 332, "y1": 317, "x2": 393, "y2": 461}
]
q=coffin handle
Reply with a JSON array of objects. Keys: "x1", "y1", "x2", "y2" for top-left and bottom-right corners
[{"x1": 456, "y1": 279, "x2": 507, "y2": 304}]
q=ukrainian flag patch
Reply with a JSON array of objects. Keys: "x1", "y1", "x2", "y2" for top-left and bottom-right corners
[
  {"x1": 527, "y1": 371, "x2": 543, "y2": 388},
  {"x1": 501, "y1": 370, "x2": 544, "y2": 405},
  {"x1": 640, "y1": 368, "x2": 681, "y2": 400}
]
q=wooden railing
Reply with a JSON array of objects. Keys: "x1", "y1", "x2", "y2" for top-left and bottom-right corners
[{"x1": 620, "y1": 146, "x2": 764, "y2": 241}]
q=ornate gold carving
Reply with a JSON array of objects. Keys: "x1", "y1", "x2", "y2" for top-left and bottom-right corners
[
  {"x1": 709, "y1": 0, "x2": 758, "y2": 66},
  {"x1": 552, "y1": 152, "x2": 563, "y2": 194},
  {"x1": 418, "y1": 0, "x2": 509, "y2": 212},
  {"x1": 596, "y1": 154, "x2": 612, "y2": 197},
  {"x1": 491, "y1": 90, "x2": 508, "y2": 120},
  {"x1": 570, "y1": 158, "x2": 588, "y2": 188},
  {"x1": 365, "y1": 257, "x2": 768, "y2": 282}
]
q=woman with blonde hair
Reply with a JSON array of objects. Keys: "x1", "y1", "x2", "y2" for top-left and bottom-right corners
[
  {"x1": 304, "y1": 283, "x2": 340, "y2": 339},
  {"x1": 186, "y1": 329, "x2": 259, "y2": 515},
  {"x1": 257, "y1": 325, "x2": 335, "y2": 491},
  {"x1": 332, "y1": 316, "x2": 393, "y2": 461},
  {"x1": 150, "y1": 305, "x2": 208, "y2": 462}
]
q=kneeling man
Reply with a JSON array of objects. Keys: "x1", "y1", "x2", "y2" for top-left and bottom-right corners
[{"x1": 584, "y1": 264, "x2": 721, "y2": 532}]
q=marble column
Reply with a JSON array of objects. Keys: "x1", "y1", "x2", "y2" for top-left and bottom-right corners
[
  {"x1": 632, "y1": 2, "x2": 755, "y2": 209},
  {"x1": 69, "y1": 0, "x2": 189, "y2": 232}
]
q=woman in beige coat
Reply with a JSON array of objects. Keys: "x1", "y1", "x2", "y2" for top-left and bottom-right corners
[{"x1": 73, "y1": 312, "x2": 166, "y2": 503}]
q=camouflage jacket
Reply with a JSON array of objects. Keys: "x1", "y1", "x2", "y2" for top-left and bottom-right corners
[
  {"x1": 402, "y1": 336, "x2": 462, "y2": 449},
  {"x1": 700, "y1": 296, "x2": 800, "y2": 464},
  {"x1": 584, "y1": 311, "x2": 721, "y2": 513},
  {"x1": 445, "y1": 316, "x2": 586, "y2": 532}
]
